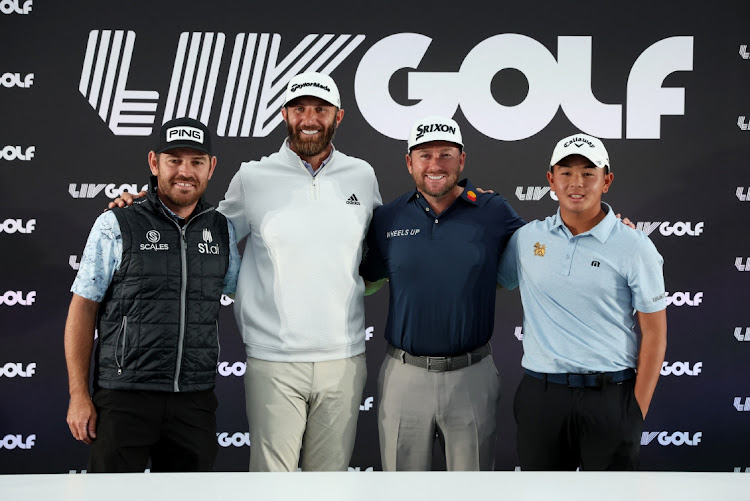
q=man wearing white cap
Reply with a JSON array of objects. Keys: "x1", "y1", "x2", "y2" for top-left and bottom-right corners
[
  {"x1": 360, "y1": 116, "x2": 525, "y2": 470},
  {"x1": 497, "y1": 133, "x2": 667, "y2": 470},
  {"x1": 217, "y1": 72, "x2": 381, "y2": 471}
]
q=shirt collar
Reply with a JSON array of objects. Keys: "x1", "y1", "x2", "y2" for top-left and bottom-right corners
[
  {"x1": 407, "y1": 178, "x2": 479, "y2": 206},
  {"x1": 284, "y1": 138, "x2": 335, "y2": 175},
  {"x1": 552, "y1": 202, "x2": 617, "y2": 243}
]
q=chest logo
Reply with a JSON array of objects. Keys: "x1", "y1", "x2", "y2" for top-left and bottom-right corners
[
  {"x1": 146, "y1": 230, "x2": 160, "y2": 243},
  {"x1": 533, "y1": 242, "x2": 546, "y2": 257},
  {"x1": 198, "y1": 228, "x2": 220, "y2": 255},
  {"x1": 141, "y1": 229, "x2": 169, "y2": 251},
  {"x1": 346, "y1": 193, "x2": 361, "y2": 205}
]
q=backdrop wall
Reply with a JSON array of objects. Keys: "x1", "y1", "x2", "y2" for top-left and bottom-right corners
[{"x1": 1, "y1": 0, "x2": 748, "y2": 473}]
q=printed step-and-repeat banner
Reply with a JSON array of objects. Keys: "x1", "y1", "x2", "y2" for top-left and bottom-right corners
[{"x1": 1, "y1": 0, "x2": 748, "y2": 473}]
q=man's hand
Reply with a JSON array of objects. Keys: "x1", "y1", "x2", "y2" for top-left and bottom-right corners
[
  {"x1": 107, "y1": 190, "x2": 146, "y2": 210},
  {"x1": 616, "y1": 213, "x2": 636, "y2": 229},
  {"x1": 475, "y1": 187, "x2": 494, "y2": 194},
  {"x1": 67, "y1": 394, "x2": 97, "y2": 444}
]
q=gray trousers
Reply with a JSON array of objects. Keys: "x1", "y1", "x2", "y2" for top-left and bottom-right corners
[
  {"x1": 244, "y1": 354, "x2": 367, "y2": 471},
  {"x1": 377, "y1": 353, "x2": 501, "y2": 471}
]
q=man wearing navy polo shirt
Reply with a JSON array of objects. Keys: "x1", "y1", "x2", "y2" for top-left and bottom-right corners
[
  {"x1": 361, "y1": 116, "x2": 525, "y2": 471},
  {"x1": 497, "y1": 133, "x2": 667, "y2": 470}
]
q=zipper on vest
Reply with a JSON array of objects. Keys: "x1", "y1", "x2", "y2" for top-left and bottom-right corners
[
  {"x1": 170, "y1": 207, "x2": 214, "y2": 392},
  {"x1": 114, "y1": 316, "x2": 128, "y2": 375}
]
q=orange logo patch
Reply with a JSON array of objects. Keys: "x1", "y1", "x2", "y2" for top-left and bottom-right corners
[{"x1": 467, "y1": 191, "x2": 477, "y2": 201}]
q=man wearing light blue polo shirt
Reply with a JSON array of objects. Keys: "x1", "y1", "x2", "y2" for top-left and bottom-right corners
[{"x1": 497, "y1": 133, "x2": 667, "y2": 471}]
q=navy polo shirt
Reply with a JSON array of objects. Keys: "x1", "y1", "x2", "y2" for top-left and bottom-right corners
[{"x1": 361, "y1": 179, "x2": 525, "y2": 356}]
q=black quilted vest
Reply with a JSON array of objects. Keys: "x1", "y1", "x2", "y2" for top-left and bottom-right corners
[{"x1": 94, "y1": 184, "x2": 230, "y2": 392}]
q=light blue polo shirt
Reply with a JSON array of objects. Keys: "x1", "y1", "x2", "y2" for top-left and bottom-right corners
[{"x1": 497, "y1": 203, "x2": 666, "y2": 373}]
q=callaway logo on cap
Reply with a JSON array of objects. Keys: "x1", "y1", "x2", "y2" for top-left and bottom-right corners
[
  {"x1": 407, "y1": 116, "x2": 464, "y2": 151},
  {"x1": 283, "y1": 72, "x2": 341, "y2": 108},
  {"x1": 549, "y1": 133, "x2": 610, "y2": 171},
  {"x1": 156, "y1": 117, "x2": 212, "y2": 156}
]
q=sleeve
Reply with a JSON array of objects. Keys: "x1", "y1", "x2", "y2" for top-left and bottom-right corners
[
  {"x1": 627, "y1": 236, "x2": 666, "y2": 313},
  {"x1": 372, "y1": 171, "x2": 383, "y2": 210},
  {"x1": 501, "y1": 198, "x2": 527, "y2": 236},
  {"x1": 217, "y1": 165, "x2": 251, "y2": 243},
  {"x1": 70, "y1": 211, "x2": 122, "y2": 302},
  {"x1": 359, "y1": 211, "x2": 388, "y2": 282},
  {"x1": 497, "y1": 229, "x2": 521, "y2": 290},
  {"x1": 222, "y1": 219, "x2": 241, "y2": 295}
]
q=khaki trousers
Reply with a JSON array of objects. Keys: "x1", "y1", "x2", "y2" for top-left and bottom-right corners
[
  {"x1": 244, "y1": 353, "x2": 367, "y2": 471},
  {"x1": 378, "y1": 353, "x2": 501, "y2": 471}
]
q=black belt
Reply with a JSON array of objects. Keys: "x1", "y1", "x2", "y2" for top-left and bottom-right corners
[
  {"x1": 525, "y1": 368, "x2": 635, "y2": 388},
  {"x1": 386, "y1": 343, "x2": 491, "y2": 372}
]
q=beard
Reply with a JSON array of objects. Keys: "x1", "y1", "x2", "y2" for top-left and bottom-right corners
[
  {"x1": 159, "y1": 175, "x2": 206, "y2": 209},
  {"x1": 286, "y1": 118, "x2": 337, "y2": 157}
]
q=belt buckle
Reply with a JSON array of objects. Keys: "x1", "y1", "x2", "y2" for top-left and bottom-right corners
[{"x1": 426, "y1": 356, "x2": 448, "y2": 372}]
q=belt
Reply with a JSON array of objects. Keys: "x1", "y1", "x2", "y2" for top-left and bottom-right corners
[
  {"x1": 524, "y1": 368, "x2": 635, "y2": 388},
  {"x1": 386, "y1": 343, "x2": 491, "y2": 372}
]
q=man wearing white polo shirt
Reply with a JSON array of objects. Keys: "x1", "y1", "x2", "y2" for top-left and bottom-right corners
[{"x1": 497, "y1": 133, "x2": 667, "y2": 470}]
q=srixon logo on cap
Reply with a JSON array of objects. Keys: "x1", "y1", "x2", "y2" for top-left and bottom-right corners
[
  {"x1": 166, "y1": 126, "x2": 204, "y2": 143},
  {"x1": 415, "y1": 123, "x2": 457, "y2": 140}
]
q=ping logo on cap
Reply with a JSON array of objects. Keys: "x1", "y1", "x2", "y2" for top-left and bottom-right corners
[{"x1": 166, "y1": 126, "x2": 204, "y2": 143}]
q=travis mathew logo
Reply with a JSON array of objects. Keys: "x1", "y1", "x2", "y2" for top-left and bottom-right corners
[
  {"x1": 198, "y1": 228, "x2": 219, "y2": 254},
  {"x1": 346, "y1": 194, "x2": 361, "y2": 205},
  {"x1": 140, "y1": 230, "x2": 168, "y2": 251}
]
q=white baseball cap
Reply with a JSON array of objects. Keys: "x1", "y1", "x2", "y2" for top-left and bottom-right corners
[
  {"x1": 407, "y1": 116, "x2": 464, "y2": 151},
  {"x1": 550, "y1": 133, "x2": 611, "y2": 171},
  {"x1": 283, "y1": 72, "x2": 341, "y2": 108}
]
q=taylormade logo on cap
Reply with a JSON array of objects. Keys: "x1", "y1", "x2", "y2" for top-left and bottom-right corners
[
  {"x1": 284, "y1": 72, "x2": 341, "y2": 108},
  {"x1": 166, "y1": 126, "x2": 204, "y2": 144},
  {"x1": 408, "y1": 116, "x2": 464, "y2": 151},
  {"x1": 550, "y1": 133, "x2": 610, "y2": 171}
]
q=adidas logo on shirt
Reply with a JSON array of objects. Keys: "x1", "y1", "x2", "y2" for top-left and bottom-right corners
[{"x1": 346, "y1": 194, "x2": 361, "y2": 205}]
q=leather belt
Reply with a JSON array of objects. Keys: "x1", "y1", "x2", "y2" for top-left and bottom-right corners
[
  {"x1": 524, "y1": 368, "x2": 635, "y2": 388},
  {"x1": 387, "y1": 343, "x2": 491, "y2": 372}
]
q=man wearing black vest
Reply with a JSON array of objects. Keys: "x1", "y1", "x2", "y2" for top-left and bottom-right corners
[{"x1": 64, "y1": 117, "x2": 240, "y2": 472}]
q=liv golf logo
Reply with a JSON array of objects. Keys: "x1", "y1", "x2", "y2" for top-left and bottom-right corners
[
  {"x1": 79, "y1": 31, "x2": 693, "y2": 141},
  {"x1": 79, "y1": 31, "x2": 364, "y2": 136}
]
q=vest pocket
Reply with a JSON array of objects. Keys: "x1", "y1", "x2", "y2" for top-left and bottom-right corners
[{"x1": 114, "y1": 316, "x2": 128, "y2": 375}]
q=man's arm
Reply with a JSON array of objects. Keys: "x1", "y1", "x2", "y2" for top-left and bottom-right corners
[
  {"x1": 64, "y1": 294, "x2": 100, "y2": 444},
  {"x1": 634, "y1": 309, "x2": 667, "y2": 419}
]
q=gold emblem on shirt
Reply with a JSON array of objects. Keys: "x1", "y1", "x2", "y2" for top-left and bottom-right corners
[{"x1": 533, "y1": 242, "x2": 546, "y2": 257}]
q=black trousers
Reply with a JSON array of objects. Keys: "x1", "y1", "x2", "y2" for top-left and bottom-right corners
[
  {"x1": 88, "y1": 388, "x2": 218, "y2": 473},
  {"x1": 513, "y1": 374, "x2": 643, "y2": 471}
]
